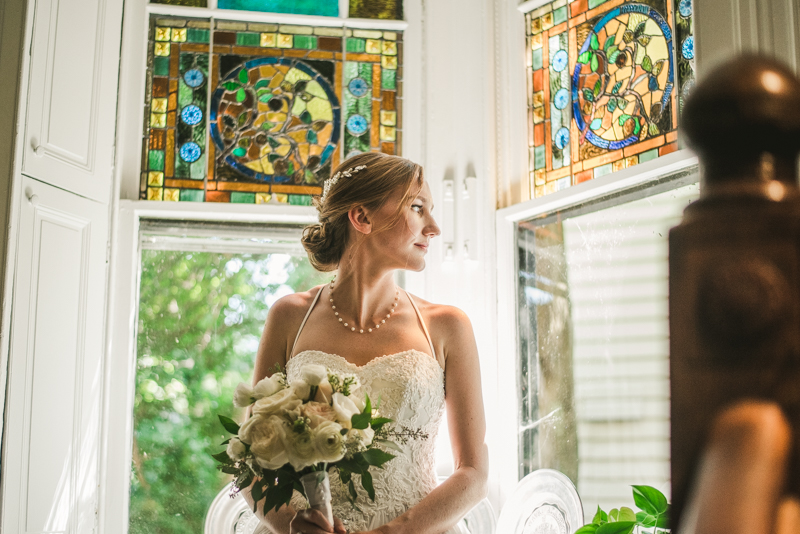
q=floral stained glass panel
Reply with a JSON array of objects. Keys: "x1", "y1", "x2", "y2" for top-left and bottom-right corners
[
  {"x1": 349, "y1": 0, "x2": 404, "y2": 20},
  {"x1": 217, "y1": 0, "x2": 339, "y2": 17},
  {"x1": 526, "y1": 0, "x2": 683, "y2": 198},
  {"x1": 141, "y1": 17, "x2": 403, "y2": 204}
]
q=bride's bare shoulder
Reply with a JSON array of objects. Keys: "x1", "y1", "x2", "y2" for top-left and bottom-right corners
[
  {"x1": 408, "y1": 294, "x2": 474, "y2": 340},
  {"x1": 268, "y1": 285, "x2": 325, "y2": 326}
]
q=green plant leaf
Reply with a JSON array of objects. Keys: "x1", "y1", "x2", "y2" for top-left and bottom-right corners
[
  {"x1": 218, "y1": 415, "x2": 240, "y2": 435},
  {"x1": 211, "y1": 450, "x2": 232, "y2": 463},
  {"x1": 609, "y1": 508, "x2": 619, "y2": 522},
  {"x1": 657, "y1": 509, "x2": 670, "y2": 529},
  {"x1": 591, "y1": 53, "x2": 599, "y2": 73},
  {"x1": 351, "y1": 395, "x2": 372, "y2": 429},
  {"x1": 576, "y1": 526, "x2": 599, "y2": 534},
  {"x1": 636, "y1": 512, "x2": 656, "y2": 527},
  {"x1": 596, "y1": 521, "x2": 636, "y2": 534},
  {"x1": 579, "y1": 51, "x2": 592, "y2": 64},
  {"x1": 362, "y1": 448, "x2": 395, "y2": 467},
  {"x1": 591, "y1": 33, "x2": 599, "y2": 50},
  {"x1": 361, "y1": 470, "x2": 375, "y2": 501},
  {"x1": 583, "y1": 88, "x2": 595, "y2": 103},
  {"x1": 348, "y1": 479, "x2": 358, "y2": 501},
  {"x1": 236, "y1": 88, "x2": 246, "y2": 102},
  {"x1": 220, "y1": 465, "x2": 238, "y2": 474},
  {"x1": 374, "y1": 438, "x2": 403, "y2": 453},
  {"x1": 239, "y1": 68, "x2": 249, "y2": 84},
  {"x1": 220, "y1": 438, "x2": 231, "y2": 445},
  {"x1": 632, "y1": 485, "x2": 669, "y2": 515},
  {"x1": 618, "y1": 507, "x2": 636, "y2": 522},
  {"x1": 642, "y1": 55, "x2": 653, "y2": 73},
  {"x1": 593, "y1": 506, "x2": 608, "y2": 525}
]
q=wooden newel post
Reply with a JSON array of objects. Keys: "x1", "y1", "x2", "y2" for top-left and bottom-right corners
[{"x1": 670, "y1": 56, "x2": 800, "y2": 530}]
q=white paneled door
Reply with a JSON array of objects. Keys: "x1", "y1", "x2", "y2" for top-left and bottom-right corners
[
  {"x1": 2, "y1": 177, "x2": 109, "y2": 533},
  {"x1": 22, "y1": 0, "x2": 124, "y2": 203}
]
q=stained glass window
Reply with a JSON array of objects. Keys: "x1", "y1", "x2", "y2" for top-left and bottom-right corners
[
  {"x1": 525, "y1": 0, "x2": 694, "y2": 198},
  {"x1": 217, "y1": 0, "x2": 340, "y2": 17},
  {"x1": 142, "y1": 17, "x2": 403, "y2": 203},
  {"x1": 349, "y1": 0, "x2": 404, "y2": 20}
]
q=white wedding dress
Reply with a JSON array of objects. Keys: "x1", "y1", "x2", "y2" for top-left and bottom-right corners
[{"x1": 285, "y1": 288, "x2": 462, "y2": 534}]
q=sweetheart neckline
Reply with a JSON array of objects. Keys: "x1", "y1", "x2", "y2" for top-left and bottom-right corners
[{"x1": 288, "y1": 349, "x2": 444, "y2": 372}]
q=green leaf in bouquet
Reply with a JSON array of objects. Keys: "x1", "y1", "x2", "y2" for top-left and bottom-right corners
[
  {"x1": 221, "y1": 466, "x2": 239, "y2": 474},
  {"x1": 596, "y1": 521, "x2": 636, "y2": 534},
  {"x1": 339, "y1": 469, "x2": 352, "y2": 484},
  {"x1": 211, "y1": 450, "x2": 232, "y2": 464},
  {"x1": 236, "y1": 469, "x2": 254, "y2": 490},
  {"x1": 374, "y1": 438, "x2": 403, "y2": 453},
  {"x1": 218, "y1": 415, "x2": 241, "y2": 435},
  {"x1": 370, "y1": 417, "x2": 393, "y2": 432},
  {"x1": 593, "y1": 506, "x2": 608, "y2": 525},
  {"x1": 632, "y1": 485, "x2": 668, "y2": 516},
  {"x1": 220, "y1": 438, "x2": 231, "y2": 445},
  {"x1": 361, "y1": 470, "x2": 376, "y2": 501},
  {"x1": 576, "y1": 526, "x2": 599, "y2": 534},
  {"x1": 362, "y1": 448, "x2": 395, "y2": 468},
  {"x1": 348, "y1": 479, "x2": 359, "y2": 502},
  {"x1": 336, "y1": 456, "x2": 366, "y2": 474},
  {"x1": 352, "y1": 395, "x2": 372, "y2": 429}
]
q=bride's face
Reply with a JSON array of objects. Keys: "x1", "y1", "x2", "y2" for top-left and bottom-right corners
[{"x1": 369, "y1": 181, "x2": 440, "y2": 271}]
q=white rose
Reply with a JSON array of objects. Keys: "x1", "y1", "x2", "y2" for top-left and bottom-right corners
[
  {"x1": 226, "y1": 437, "x2": 247, "y2": 461},
  {"x1": 313, "y1": 379, "x2": 333, "y2": 404},
  {"x1": 314, "y1": 421, "x2": 345, "y2": 463},
  {"x1": 346, "y1": 427, "x2": 374, "y2": 448},
  {"x1": 332, "y1": 392, "x2": 361, "y2": 429},
  {"x1": 253, "y1": 374, "x2": 284, "y2": 399},
  {"x1": 301, "y1": 401, "x2": 337, "y2": 427},
  {"x1": 300, "y1": 364, "x2": 328, "y2": 386},
  {"x1": 233, "y1": 382, "x2": 255, "y2": 408},
  {"x1": 284, "y1": 430, "x2": 320, "y2": 470},
  {"x1": 291, "y1": 379, "x2": 311, "y2": 401},
  {"x1": 350, "y1": 394, "x2": 366, "y2": 412},
  {"x1": 252, "y1": 388, "x2": 302, "y2": 418},
  {"x1": 248, "y1": 416, "x2": 290, "y2": 470}
]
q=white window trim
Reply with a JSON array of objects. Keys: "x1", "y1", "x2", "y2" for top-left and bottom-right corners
[
  {"x1": 100, "y1": 200, "x2": 318, "y2": 533},
  {"x1": 493, "y1": 148, "x2": 698, "y2": 501}
]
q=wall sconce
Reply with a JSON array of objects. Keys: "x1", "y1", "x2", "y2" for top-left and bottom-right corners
[
  {"x1": 442, "y1": 177, "x2": 455, "y2": 261},
  {"x1": 461, "y1": 176, "x2": 478, "y2": 261}
]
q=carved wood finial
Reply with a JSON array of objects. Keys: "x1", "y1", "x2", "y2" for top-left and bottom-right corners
[{"x1": 682, "y1": 55, "x2": 800, "y2": 192}]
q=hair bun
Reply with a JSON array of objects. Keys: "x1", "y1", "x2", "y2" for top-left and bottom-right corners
[{"x1": 301, "y1": 220, "x2": 343, "y2": 272}]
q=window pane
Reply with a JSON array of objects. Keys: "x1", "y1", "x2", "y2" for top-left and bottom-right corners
[
  {"x1": 525, "y1": 0, "x2": 690, "y2": 198},
  {"x1": 141, "y1": 16, "x2": 403, "y2": 203},
  {"x1": 218, "y1": 0, "x2": 339, "y2": 16},
  {"x1": 129, "y1": 246, "x2": 329, "y2": 532},
  {"x1": 151, "y1": 0, "x2": 208, "y2": 7},
  {"x1": 349, "y1": 0, "x2": 403, "y2": 20},
  {"x1": 516, "y1": 181, "x2": 699, "y2": 519}
]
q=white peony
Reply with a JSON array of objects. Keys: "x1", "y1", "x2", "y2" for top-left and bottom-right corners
[
  {"x1": 300, "y1": 363, "x2": 328, "y2": 386},
  {"x1": 252, "y1": 388, "x2": 301, "y2": 418},
  {"x1": 253, "y1": 374, "x2": 284, "y2": 399},
  {"x1": 291, "y1": 379, "x2": 311, "y2": 401},
  {"x1": 346, "y1": 427, "x2": 375, "y2": 448},
  {"x1": 233, "y1": 382, "x2": 255, "y2": 408},
  {"x1": 248, "y1": 415, "x2": 290, "y2": 470},
  {"x1": 284, "y1": 429, "x2": 320, "y2": 470},
  {"x1": 314, "y1": 421, "x2": 346, "y2": 463},
  {"x1": 313, "y1": 379, "x2": 334, "y2": 404},
  {"x1": 226, "y1": 437, "x2": 247, "y2": 460},
  {"x1": 301, "y1": 401, "x2": 337, "y2": 426},
  {"x1": 332, "y1": 392, "x2": 361, "y2": 429}
]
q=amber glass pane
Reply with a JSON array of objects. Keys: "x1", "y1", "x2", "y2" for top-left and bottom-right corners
[
  {"x1": 349, "y1": 0, "x2": 403, "y2": 20},
  {"x1": 525, "y1": 0, "x2": 684, "y2": 198},
  {"x1": 218, "y1": 0, "x2": 339, "y2": 17}
]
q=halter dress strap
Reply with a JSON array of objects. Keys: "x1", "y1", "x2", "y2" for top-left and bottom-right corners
[
  {"x1": 404, "y1": 289, "x2": 441, "y2": 368},
  {"x1": 289, "y1": 285, "x2": 324, "y2": 359}
]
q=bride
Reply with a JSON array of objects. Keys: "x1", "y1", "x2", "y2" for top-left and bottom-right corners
[{"x1": 244, "y1": 152, "x2": 488, "y2": 534}]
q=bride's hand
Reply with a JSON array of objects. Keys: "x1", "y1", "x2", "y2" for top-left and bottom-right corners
[{"x1": 289, "y1": 509, "x2": 347, "y2": 534}]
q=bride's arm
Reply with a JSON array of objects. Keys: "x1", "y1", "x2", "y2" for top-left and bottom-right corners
[{"x1": 372, "y1": 307, "x2": 489, "y2": 534}]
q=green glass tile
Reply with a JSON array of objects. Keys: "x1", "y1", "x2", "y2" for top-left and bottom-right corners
[
  {"x1": 381, "y1": 69, "x2": 396, "y2": 90},
  {"x1": 149, "y1": 150, "x2": 165, "y2": 171},
  {"x1": 175, "y1": 158, "x2": 189, "y2": 178},
  {"x1": 553, "y1": 6, "x2": 567, "y2": 25},
  {"x1": 357, "y1": 94, "x2": 372, "y2": 116},
  {"x1": 178, "y1": 79, "x2": 192, "y2": 107},
  {"x1": 231, "y1": 192, "x2": 256, "y2": 203},
  {"x1": 346, "y1": 38, "x2": 366, "y2": 53},
  {"x1": 236, "y1": 32, "x2": 260, "y2": 46},
  {"x1": 349, "y1": 0, "x2": 402, "y2": 20},
  {"x1": 345, "y1": 131, "x2": 369, "y2": 153},
  {"x1": 187, "y1": 28, "x2": 210, "y2": 43},
  {"x1": 294, "y1": 35, "x2": 317, "y2": 49},
  {"x1": 594, "y1": 163, "x2": 614, "y2": 178},
  {"x1": 588, "y1": 0, "x2": 609, "y2": 8},
  {"x1": 180, "y1": 189, "x2": 204, "y2": 202},
  {"x1": 344, "y1": 61, "x2": 359, "y2": 82},
  {"x1": 639, "y1": 148, "x2": 660, "y2": 163},
  {"x1": 154, "y1": 57, "x2": 170, "y2": 77},
  {"x1": 532, "y1": 48, "x2": 543, "y2": 70},
  {"x1": 344, "y1": 95, "x2": 359, "y2": 117},
  {"x1": 534, "y1": 146, "x2": 545, "y2": 169},
  {"x1": 218, "y1": 0, "x2": 338, "y2": 16},
  {"x1": 358, "y1": 63, "x2": 372, "y2": 79},
  {"x1": 190, "y1": 159, "x2": 205, "y2": 179},
  {"x1": 288, "y1": 194, "x2": 313, "y2": 206},
  {"x1": 192, "y1": 127, "x2": 206, "y2": 146}
]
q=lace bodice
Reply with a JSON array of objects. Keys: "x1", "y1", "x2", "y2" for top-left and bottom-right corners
[{"x1": 286, "y1": 349, "x2": 456, "y2": 533}]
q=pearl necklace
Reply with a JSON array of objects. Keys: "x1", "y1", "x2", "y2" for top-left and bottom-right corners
[{"x1": 328, "y1": 278, "x2": 399, "y2": 334}]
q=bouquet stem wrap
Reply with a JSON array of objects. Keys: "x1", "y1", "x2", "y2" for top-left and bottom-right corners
[{"x1": 300, "y1": 471, "x2": 334, "y2": 526}]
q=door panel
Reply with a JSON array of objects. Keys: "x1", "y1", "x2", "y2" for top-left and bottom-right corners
[{"x1": 2, "y1": 177, "x2": 108, "y2": 533}]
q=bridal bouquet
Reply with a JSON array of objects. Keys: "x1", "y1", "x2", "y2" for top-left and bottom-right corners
[{"x1": 212, "y1": 363, "x2": 410, "y2": 521}]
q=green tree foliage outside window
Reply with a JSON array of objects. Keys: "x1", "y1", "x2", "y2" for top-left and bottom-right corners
[{"x1": 130, "y1": 249, "x2": 328, "y2": 533}]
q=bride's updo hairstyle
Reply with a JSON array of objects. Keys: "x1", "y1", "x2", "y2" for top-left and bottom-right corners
[{"x1": 302, "y1": 152, "x2": 423, "y2": 272}]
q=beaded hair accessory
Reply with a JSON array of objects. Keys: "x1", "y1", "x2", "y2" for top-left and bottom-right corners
[{"x1": 321, "y1": 165, "x2": 367, "y2": 202}]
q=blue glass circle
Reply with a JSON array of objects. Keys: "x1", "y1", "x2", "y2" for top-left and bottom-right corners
[
  {"x1": 555, "y1": 127, "x2": 570, "y2": 150},
  {"x1": 184, "y1": 68, "x2": 205, "y2": 88},
  {"x1": 552, "y1": 50, "x2": 569, "y2": 72},
  {"x1": 179, "y1": 142, "x2": 202, "y2": 163},
  {"x1": 682, "y1": 36, "x2": 695, "y2": 60},
  {"x1": 679, "y1": 0, "x2": 692, "y2": 18},
  {"x1": 554, "y1": 88, "x2": 570, "y2": 110},
  {"x1": 180, "y1": 105, "x2": 203, "y2": 126},
  {"x1": 346, "y1": 115, "x2": 368, "y2": 136},
  {"x1": 348, "y1": 77, "x2": 370, "y2": 97}
]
